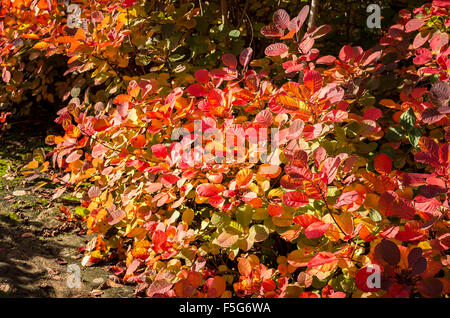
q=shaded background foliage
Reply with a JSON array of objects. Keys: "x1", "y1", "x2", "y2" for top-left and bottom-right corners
[{"x1": 0, "y1": 0, "x2": 428, "y2": 124}]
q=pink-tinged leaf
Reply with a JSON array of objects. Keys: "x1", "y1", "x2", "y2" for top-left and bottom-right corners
[
  {"x1": 282, "y1": 191, "x2": 309, "y2": 207},
  {"x1": 429, "y1": 33, "x2": 449, "y2": 52},
  {"x1": 431, "y1": 81, "x2": 450, "y2": 101},
  {"x1": 239, "y1": 47, "x2": 253, "y2": 67},
  {"x1": 413, "y1": 32, "x2": 430, "y2": 49},
  {"x1": 304, "y1": 221, "x2": 330, "y2": 239},
  {"x1": 222, "y1": 54, "x2": 237, "y2": 69},
  {"x1": 216, "y1": 231, "x2": 238, "y2": 248},
  {"x1": 265, "y1": 43, "x2": 289, "y2": 56},
  {"x1": 313, "y1": 147, "x2": 327, "y2": 167},
  {"x1": 147, "y1": 279, "x2": 173, "y2": 297},
  {"x1": 421, "y1": 108, "x2": 444, "y2": 124},
  {"x1": 273, "y1": 9, "x2": 290, "y2": 29},
  {"x1": 316, "y1": 55, "x2": 336, "y2": 65},
  {"x1": 374, "y1": 153, "x2": 392, "y2": 175},
  {"x1": 339, "y1": 45, "x2": 354, "y2": 62},
  {"x1": 196, "y1": 184, "x2": 222, "y2": 197},
  {"x1": 92, "y1": 143, "x2": 108, "y2": 158},
  {"x1": 303, "y1": 70, "x2": 322, "y2": 93},
  {"x1": 334, "y1": 191, "x2": 360, "y2": 208},
  {"x1": 320, "y1": 153, "x2": 347, "y2": 184},
  {"x1": 298, "y1": 37, "x2": 315, "y2": 54},
  {"x1": 88, "y1": 186, "x2": 101, "y2": 198},
  {"x1": 310, "y1": 24, "x2": 332, "y2": 39},
  {"x1": 287, "y1": 119, "x2": 305, "y2": 140},
  {"x1": 322, "y1": 110, "x2": 348, "y2": 122},
  {"x1": 108, "y1": 209, "x2": 126, "y2": 225},
  {"x1": 362, "y1": 50, "x2": 382, "y2": 66},
  {"x1": 261, "y1": 24, "x2": 284, "y2": 37},
  {"x1": 289, "y1": 5, "x2": 310, "y2": 32},
  {"x1": 405, "y1": 18, "x2": 424, "y2": 33},
  {"x1": 2, "y1": 68, "x2": 11, "y2": 83},
  {"x1": 307, "y1": 252, "x2": 337, "y2": 268},
  {"x1": 255, "y1": 109, "x2": 273, "y2": 126},
  {"x1": 195, "y1": 69, "x2": 210, "y2": 83},
  {"x1": 413, "y1": 48, "x2": 433, "y2": 65},
  {"x1": 66, "y1": 151, "x2": 82, "y2": 163}
]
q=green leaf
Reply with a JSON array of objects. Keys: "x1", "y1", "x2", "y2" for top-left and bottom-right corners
[
  {"x1": 386, "y1": 126, "x2": 404, "y2": 142},
  {"x1": 236, "y1": 204, "x2": 253, "y2": 227},
  {"x1": 369, "y1": 209, "x2": 382, "y2": 222},
  {"x1": 249, "y1": 224, "x2": 269, "y2": 242},
  {"x1": 400, "y1": 108, "x2": 416, "y2": 132},
  {"x1": 75, "y1": 206, "x2": 89, "y2": 217},
  {"x1": 211, "y1": 212, "x2": 231, "y2": 228},
  {"x1": 229, "y1": 29, "x2": 240, "y2": 38},
  {"x1": 408, "y1": 127, "x2": 422, "y2": 148}
]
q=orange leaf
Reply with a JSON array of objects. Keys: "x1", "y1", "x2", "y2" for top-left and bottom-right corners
[
  {"x1": 113, "y1": 94, "x2": 132, "y2": 104},
  {"x1": 236, "y1": 168, "x2": 253, "y2": 187},
  {"x1": 379, "y1": 99, "x2": 400, "y2": 109},
  {"x1": 131, "y1": 134, "x2": 146, "y2": 148}
]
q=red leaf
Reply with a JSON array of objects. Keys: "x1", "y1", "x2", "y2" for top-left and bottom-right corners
[
  {"x1": 355, "y1": 267, "x2": 381, "y2": 292},
  {"x1": 194, "y1": 69, "x2": 210, "y2": 83},
  {"x1": 187, "y1": 83, "x2": 208, "y2": 97},
  {"x1": 282, "y1": 191, "x2": 309, "y2": 207},
  {"x1": 413, "y1": 48, "x2": 432, "y2": 65},
  {"x1": 304, "y1": 221, "x2": 330, "y2": 239},
  {"x1": 374, "y1": 153, "x2": 392, "y2": 175},
  {"x1": 151, "y1": 144, "x2": 168, "y2": 159},
  {"x1": 268, "y1": 203, "x2": 283, "y2": 217},
  {"x1": 363, "y1": 107, "x2": 383, "y2": 121},
  {"x1": 222, "y1": 54, "x2": 237, "y2": 69},
  {"x1": 379, "y1": 191, "x2": 416, "y2": 219}
]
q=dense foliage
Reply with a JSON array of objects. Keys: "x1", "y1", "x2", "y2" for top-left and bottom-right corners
[{"x1": 1, "y1": 0, "x2": 449, "y2": 298}]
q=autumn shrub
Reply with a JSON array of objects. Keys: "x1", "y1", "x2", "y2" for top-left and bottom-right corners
[{"x1": 1, "y1": 0, "x2": 450, "y2": 298}]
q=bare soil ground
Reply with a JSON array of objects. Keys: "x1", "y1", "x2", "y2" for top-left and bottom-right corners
[{"x1": 0, "y1": 126, "x2": 134, "y2": 298}]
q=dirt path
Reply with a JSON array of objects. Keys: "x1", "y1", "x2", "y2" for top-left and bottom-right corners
[{"x1": 0, "y1": 128, "x2": 134, "y2": 298}]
